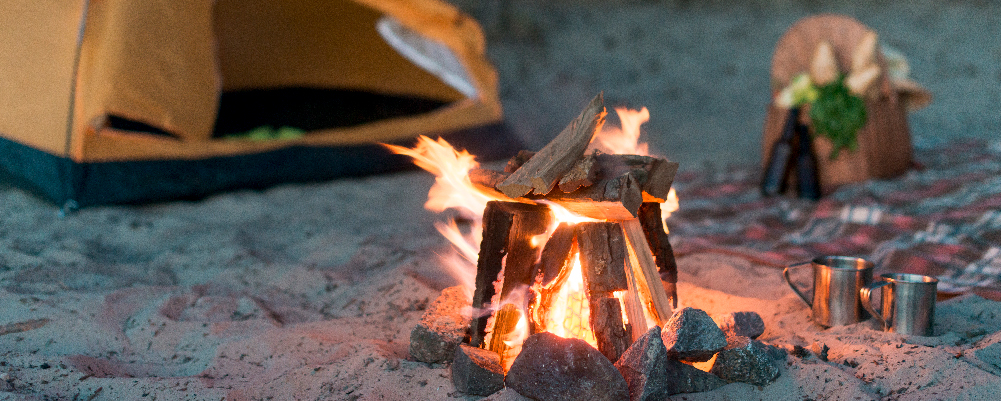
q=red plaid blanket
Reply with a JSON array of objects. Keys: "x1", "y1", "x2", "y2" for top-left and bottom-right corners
[{"x1": 668, "y1": 138, "x2": 1001, "y2": 300}]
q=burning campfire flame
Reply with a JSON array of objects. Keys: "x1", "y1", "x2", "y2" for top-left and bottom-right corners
[{"x1": 388, "y1": 106, "x2": 677, "y2": 353}]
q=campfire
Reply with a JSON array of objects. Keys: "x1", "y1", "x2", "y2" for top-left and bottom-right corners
[
  {"x1": 389, "y1": 93, "x2": 679, "y2": 361},
  {"x1": 391, "y1": 94, "x2": 776, "y2": 398}
]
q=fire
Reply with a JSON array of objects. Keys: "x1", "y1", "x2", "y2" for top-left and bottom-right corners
[
  {"x1": 590, "y1": 107, "x2": 651, "y2": 156},
  {"x1": 388, "y1": 105, "x2": 677, "y2": 352},
  {"x1": 592, "y1": 107, "x2": 679, "y2": 220},
  {"x1": 542, "y1": 254, "x2": 596, "y2": 345}
]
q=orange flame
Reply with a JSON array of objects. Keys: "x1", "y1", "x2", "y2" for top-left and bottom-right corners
[
  {"x1": 388, "y1": 105, "x2": 677, "y2": 349},
  {"x1": 590, "y1": 107, "x2": 651, "y2": 156}
]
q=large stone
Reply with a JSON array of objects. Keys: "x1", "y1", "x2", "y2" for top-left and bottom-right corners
[
  {"x1": 664, "y1": 360, "x2": 728, "y2": 395},
  {"x1": 715, "y1": 311, "x2": 765, "y2": 339},
  {"x1": 409, "y1": 286, "x2": 471, "y2": 363},
  {"x1": 452, "y1": 344, "x2": 504, "y2": 396},
  {"x1": 615, "y1": 326, "x2": 725, "y2": 400},
  {"x1": 661, "y1": 307, "x2": 727, "y2": 362},
  {"x1": 710, "y1": 335, "x2": 780, "y2": 386},
  {"x1": 615, "y1": 326, "x2": 671, "y2": 400},
  {"x1": 506, "y1": 332, "x2": 629, "y2": 401}
]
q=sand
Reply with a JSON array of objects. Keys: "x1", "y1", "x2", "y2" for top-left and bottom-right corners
[
  {"x1": 3, "y1": 1, "x2": 1001, "y2": 399},
  {"x1": 2, "y1": 170, "x2": 1000, "y2": 400}
]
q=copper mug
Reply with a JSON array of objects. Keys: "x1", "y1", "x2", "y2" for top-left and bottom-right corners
[
  {"x1": 861, "y1": 273, "x2": 938, "y2": 336},
  {"x1": 784, "y1": 256, "x2": 874, "y2": 327}
]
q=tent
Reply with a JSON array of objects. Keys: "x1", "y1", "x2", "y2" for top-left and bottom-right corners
[{"x1": 0, "y1": 0, "x2": 518, "y2": 208}]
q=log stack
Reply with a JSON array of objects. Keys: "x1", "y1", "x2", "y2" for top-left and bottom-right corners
[{"x1": 467, "y1": 93, "x2": 681, "y2": 365}]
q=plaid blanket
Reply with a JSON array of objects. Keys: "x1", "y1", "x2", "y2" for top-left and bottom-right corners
[{"x1": 668, "y1": 138, "x2": 1001, "y2": 301}]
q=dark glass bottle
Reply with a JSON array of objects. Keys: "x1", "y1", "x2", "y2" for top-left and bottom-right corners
[{"x1": 761, "y1": 108, "x2": 800, "y2": 197}]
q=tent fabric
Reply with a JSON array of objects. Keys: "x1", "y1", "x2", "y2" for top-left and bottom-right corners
[
  {"x1": 0, "y1": 122, "x2": 515, "y2": 207},
  {"x1": 0, "y1": 0, "x2": 512, "y2": 206}
]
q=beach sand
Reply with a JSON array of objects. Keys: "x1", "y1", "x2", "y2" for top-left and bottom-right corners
[{"x1": 2, "y1": 171, "x2": 1000, "y2": 400}]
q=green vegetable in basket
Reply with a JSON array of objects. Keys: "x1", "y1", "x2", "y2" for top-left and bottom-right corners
[{"x1": 809, "y1": 76, "x2": 867, "y2": 160}]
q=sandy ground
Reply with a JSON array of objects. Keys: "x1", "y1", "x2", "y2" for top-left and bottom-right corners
[
  {"x1": 2, "y1": 169, "x2": 1001, "y2": 400},
  {"x1": 3, "y1": 1, "x2": 1001, "y2": 399}
]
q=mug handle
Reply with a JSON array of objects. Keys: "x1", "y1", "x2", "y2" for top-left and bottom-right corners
[
  {"x1": 783, "y1": 261, "x2": 813, "y2": 307},
  {"x1": 860, "y1": 280, "x2": 891, "y2": 330}
]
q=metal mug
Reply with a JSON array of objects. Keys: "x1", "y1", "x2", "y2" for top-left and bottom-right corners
[
  {"x1": 860, "y1": 273, "x2": 938, "y2": 336},
  {"x1": 783, "y1": 256, "x2": 874, "y2": 327}
]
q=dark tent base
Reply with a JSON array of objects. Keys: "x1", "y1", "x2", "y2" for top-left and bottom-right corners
[{"x1": 0, "y1": 122, "x2": 519, "y2": 208}]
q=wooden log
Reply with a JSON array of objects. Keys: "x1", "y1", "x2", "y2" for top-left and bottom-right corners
[
  {"x1": 467, "y1": 168, "x2": 536, "y2": 205},
  {"x1": 557, "y1": 151, "x2": 599, "y2": 193},
  {"x1": 487, "y1": 303, "x2": 522, "y2": 369},
  {"x1": 505, "y1": 150, "x2": 536, "y2": 173},
  {"x1": 500, "y1": 203, "x2": 552, "y2": 300},
  {"x1": 470, "y1": 201, "x2": 550, "y2": 346},
  {"x1": 637, "y1": 202, "x2": 679, "y2": 309},
  {"x1": 620, "y1": 246, "x2": 651, "y2": 342},
  {"x1": 576, "y1": 222, "x2": 628, "y2": 293},
  {"x1": 591, "y1": 154, "x2": 679, "y2": 202},
  {"x1": 498, "y1": 94, "x2": 607, "y2": 197},
  {"x1": 577, "y1": 222, "x2": 632, "y2": 361},
  {"x1": 468, "y1": 168, "x2": 508, "y2": 190},
  {"x1": 530, "y1": 224, "x2": 576, "y2": 335},
  {"x1": 620, "y1": 219, "x2": 675, "y2": 325},
  {"x1": 641, "y1": 158, "x2": 679, "y2": 203},
  {"x1": 547, "y1": 172, "x2": 643, "y2": 220},
  {"x1": 470, "y1": 151, "x2": 678, "y2": 220},
  {"x1": 538, "y1": 223, "x2": 576, "y2": 286},
  {"x1": 590, "y1": 297, "x2": 630, "y2": 362},
  {"x1": 470, "y1": 201, "x2": 515, "y2": 346}
]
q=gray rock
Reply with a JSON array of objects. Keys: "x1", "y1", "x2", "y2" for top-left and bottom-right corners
[
  {"x1": 615, "y1": 326, "x2": 727, "y2": 398},
  {"x1": 710, "y1": 335, "x2": 780, "y2": 386},
  {"x1": 482, "y1": 388, "x2": 534, "y2": 401},
  {"x1": 506, "y1": 332, "x2": 629, "y2": 401},
  {"x1": 715, "y1": 311, "x2": 765, "y2": 339},
  {"x1": 664, "y1": 360, "x2": 728, "y2": 395},
  {"x1": 408, "y1": 286, "x2": 471, "y2": 363},
  {"x1": 615, "y1": 326, "x2": 671, "y2": 400},
  {"x1": 452, "y1": 344, "x2": 504, "y2": 396},
  {"x1": 661, "y1": 307, "x2": 727, "y2": 362}
]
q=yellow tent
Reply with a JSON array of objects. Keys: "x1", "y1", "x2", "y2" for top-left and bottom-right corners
[{"x1": 0, "y1": 0, "x2": 514, "y2": 207}]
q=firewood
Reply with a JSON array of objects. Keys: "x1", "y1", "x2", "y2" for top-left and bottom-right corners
[
  {"x1": 467, "y1": 168, "x2": 529, "y2": 204},
  {"x1": 505, "y1": 150, "x2": 536, "y2": 173},
  {"x1": 620, "y1": 219, "x2": 675, "y2": 325},
  {"x1": 469, "y1": 152, "x2": 677, "y2": 220},
  {"x1": 487, "y1": 303, "x2": 522, "y2": 368},
  {"x1": 577, "y1": 222, "x2": 632, "y2": 362},
  {"x1": 590, "y1": 297, "x2": 630, "y2": 362},
  {"x1": 557, "y1": 151, "x2": 599, "y2": 192},
  {"x1": 538, "y1": 223, "x2": 576, "y2": 286},
  {"x1": 620, "y1": 250, "x2": 651, "y2": 342},
  {"x1": 576, "y1": 222, "x2": 628, "y2": 293},
  {"x1": 640, "y1": 158, "x2": 679, "y2": 203},
  {"x1": 547, "y1": 172, "x2": 643, "y2": 220},
  {"x1": 637, "y1": 202, "x2": 679, "y2": 308},
  {"x1": 498, "y1": 94, "x2": 607, "y2": 197},
  {"x1": 472, "y1": 167, "x2": 643, "y2": 220},
  {"x1": 470, "y1": 201, "x2": 515, "y2": 346},
  {"x1": 468, "y1": 168, "x2": 508, "y2": 190},
  {"x1": 591, "y1": 154, "x2": 679, "y2": 202},
  {"x1": 500, "y1": 203, "x2": 553, "y2": 300},
  {"x1": 470, "y1": 201, "x2": 549, "y2": 346},
  {"x1": 530, "y1": 223, "x2": 576, "y2": 335}
]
